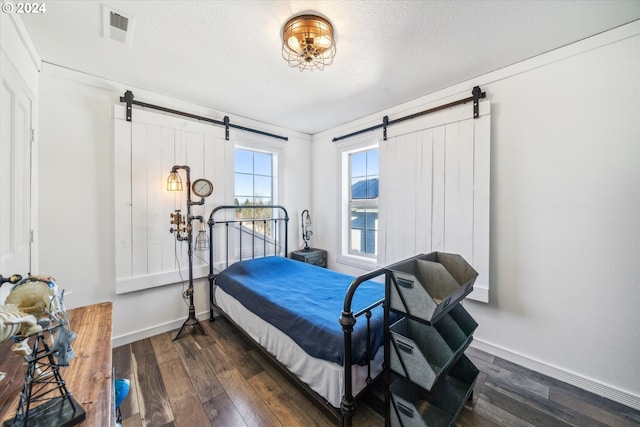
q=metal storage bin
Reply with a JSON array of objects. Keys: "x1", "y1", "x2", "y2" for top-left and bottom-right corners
[
  {"x1": 389, "y1": 317, "x2": 452, "y2": 392},
  {"x1": 389, "y1": 307, "x2": 476, "y2": 392},
  {"x1": 387, "y1": 252, "x2": 478, "y2": 324},
  {"x1": 433, "y1": 304, "x2": 478, "y2": 353},
  {"x1": 390, "y1": 383, "x2": 450, "y2": 427},
  {"x1": 389, "y1": 355, "x2": 479, "y2": 427},
  {"x1": 425, "y1": 354, "x2": 478, "y2": 415}
]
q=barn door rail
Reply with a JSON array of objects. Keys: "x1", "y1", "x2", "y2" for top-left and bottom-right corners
[
  {"x1": 333, "y1": 86, "x2": 485, "y2": 142},
  {"x1": 119, "y1": 90, "x2": 288, "y2": 141}
]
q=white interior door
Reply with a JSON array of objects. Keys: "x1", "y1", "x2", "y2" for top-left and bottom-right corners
[{"x1": 1, "y1": 50, "x2": 34, "y2": 295}]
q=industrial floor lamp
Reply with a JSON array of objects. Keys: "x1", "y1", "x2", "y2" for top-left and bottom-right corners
[{"x1": 167, "y1": 165, "x2": 213, "y2": 340}]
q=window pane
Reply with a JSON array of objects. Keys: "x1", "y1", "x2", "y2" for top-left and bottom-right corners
[
  {"x1": 350, "y1": 208, "x2": 365, "y2": 229},
  {"x1": 235, "y1": 173, "x2": 253, "y2": 198},
  {"x1": 365, "y1": 209, "x2": 378, "y2": 229},
  {"x1": 254, "y1": 196, "x2": 271, "y2": 205},
  {"x1": 367, "y1": 175, "x2": 379, "y2": 199},
  {"x1": 364, "y1": 230, "x2": 377, "y2": 255},
  {"x1": 235, "y1": 149, "x2": 253, "y2": 174},
  {"x1": 235, "y1": 148, "x2": 275, "y2": 223},
  {"x1": 254, "y1": 175, "x2": 272, "y2": 198},
  {"x1": 236, "y1": 197, "x2": 254, "y2": 206},
  {"x1": 366, "y1": 150, "x2": 379, "y2": 175},
  {"x1": 351, "y1": 178, "x2": 368, "y2": 199},
  {"x1": 350, "y1": 205, "x2": 378, "y2": 255},
  {"x1": 350, "y1": 229, "x2": 378, "y2": 256},
  {"x1": 254, "y1": 152, "x2": 272, "y2": 176},
  {"x1": 350, "y1": 229, "x2": 362, "y2": 253},
  {"x1": 351, "y1": 151, "x2": 367, "y2": 177}
]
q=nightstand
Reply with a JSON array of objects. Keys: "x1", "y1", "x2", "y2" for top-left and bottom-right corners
[{"x1": 291, "y1": 248, "x2": 327, "y2": 268}]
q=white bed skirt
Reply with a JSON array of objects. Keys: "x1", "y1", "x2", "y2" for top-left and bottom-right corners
[{"x1": 214, "y1": 285, "x2": 384, "y2": 408}]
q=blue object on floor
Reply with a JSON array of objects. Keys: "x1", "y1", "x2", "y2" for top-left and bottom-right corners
[{"x1": 114, "y1": 378, "x2": 130, "y2": 422}]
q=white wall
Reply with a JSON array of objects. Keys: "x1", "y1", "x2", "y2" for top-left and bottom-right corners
[
  {"x1": 312, "y1": 22, "x2": 640, "y2": 409},
  {"x1": 36, "y1": 64, "x2": 311, "y2": 346}
]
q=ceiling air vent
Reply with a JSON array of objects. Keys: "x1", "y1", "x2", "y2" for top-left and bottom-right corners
[
  {"x1": 110, "y1": 12, "x2": 128, "y2": 32},
  {"x1": 102, "y1": 5, "x2": 135, "y2": 45}
]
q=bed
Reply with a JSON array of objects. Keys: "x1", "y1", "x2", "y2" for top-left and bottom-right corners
[{"x1": 207, "y1": 205, "x2": 387, "y2": 427}]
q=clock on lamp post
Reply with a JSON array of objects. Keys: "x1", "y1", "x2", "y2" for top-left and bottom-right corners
[{"x1": 192, "y1": 178, "x2": 214, "y2": 198}]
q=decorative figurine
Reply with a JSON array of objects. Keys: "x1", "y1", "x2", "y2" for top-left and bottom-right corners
[
  {"x1": 0, "y1": 304, "x2": 42, "y2": 382},
  {"x1": 0, "y1": 274, "x2": 85, "y2": 426},
  {"x1": 5, "y1": 275, "x2": 59, "y2": 324}
]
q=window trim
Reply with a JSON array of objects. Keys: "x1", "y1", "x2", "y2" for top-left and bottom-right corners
[
  {"x1": 234, "y1": 148, "x2": 275, "y2": 207},
  {"x1": 233, "y1": 133, "x2": 282, "y2": 208},
  {"x1": 335, "y1": 136, "x2": 379, "y2": 269},
  {"x1": 348, "y1": 148, "x2": 378, "y2": 258}
]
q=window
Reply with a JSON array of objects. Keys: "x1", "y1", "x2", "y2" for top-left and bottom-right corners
[
  {"x1": 349, "y1": 148, "x2": 379, "y2": 257},
  {"x1": 234, "y1": 148, "x2": 276, "y2": 240},
  {"x1": 234, "y1": 148, "x2": 273, "y2": 208}
]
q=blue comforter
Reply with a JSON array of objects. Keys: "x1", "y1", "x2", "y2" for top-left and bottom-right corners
[{"x1": 214, "y1": 256, "x2": 385, "y2": 366}]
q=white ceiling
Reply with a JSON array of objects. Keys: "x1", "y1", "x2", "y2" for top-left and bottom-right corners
[{"x1": 20, "y1": 1, "x2": 640, "y2": 135}]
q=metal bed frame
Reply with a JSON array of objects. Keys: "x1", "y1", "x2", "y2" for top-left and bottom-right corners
[{"x1": 206, "y1": 205, "x2": 387, "y2": 427}]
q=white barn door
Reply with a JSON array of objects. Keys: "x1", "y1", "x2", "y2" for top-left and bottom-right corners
[
  {"x1": 114, "y1": 106, "x2": 229, "y2": 294},
  {"x1": 379, "y1": 100, "x2": 490, "y2": 301}
]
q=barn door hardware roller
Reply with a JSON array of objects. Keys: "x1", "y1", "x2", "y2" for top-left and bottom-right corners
[
  {"x1": 334, "y1": 86, "x2": 486, "y2": 142},
  {"x1": 119, "y1": 90, "x2": 288, "y2": 141}
]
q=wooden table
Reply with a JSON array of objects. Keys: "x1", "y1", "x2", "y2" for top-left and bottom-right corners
[{"x1": 0, "y1": 302, "x2": 113, "y2": 426}]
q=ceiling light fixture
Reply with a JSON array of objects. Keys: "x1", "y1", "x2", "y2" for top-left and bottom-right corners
[{"x1": 282, "y1": 14, "x2": 336, "y2": 71}]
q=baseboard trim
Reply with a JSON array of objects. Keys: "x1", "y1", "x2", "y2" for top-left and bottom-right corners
[
  {"x1": 111, "y1": 310, "x2": 211, "y2": 348},
  {"x1": 470, "y1": 339, "x2": 640, "y2": 411}
]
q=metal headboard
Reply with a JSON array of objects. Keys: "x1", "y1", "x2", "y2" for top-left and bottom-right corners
[
  {"x1": 207, "y1": 204, "x2": 289, "y2": 321},
  {"x1": 207, "y1": 204, "x2": 289, "y2": 271}
]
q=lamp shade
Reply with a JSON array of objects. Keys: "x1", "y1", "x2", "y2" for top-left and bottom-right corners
[
  {"x1": 167, "y1": 171, "x2": 183, "y2": 191},
  {"x1": 282, "y1": 14, "x2": 336, "y2": 71},
  {"x1": 195, "y1": 224, "x2": 209, "y2": 251}
]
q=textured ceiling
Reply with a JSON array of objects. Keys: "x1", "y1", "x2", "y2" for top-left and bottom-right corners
[{"x1": 20, "y1": 1, "x2": 640, "y2": 134}]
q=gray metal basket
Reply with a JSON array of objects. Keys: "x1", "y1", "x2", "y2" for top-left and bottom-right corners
[
  {"x1": 389, "y1": 305, "x2": 476, "y2": 391},
  {"x1": 389, "y1": 354, "x2": 479, "y2": 427},
  {"x1": 387, "y1": 252, "x2": 478, "y2": 324}
]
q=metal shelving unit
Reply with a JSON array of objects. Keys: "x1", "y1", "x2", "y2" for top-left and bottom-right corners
[{"x1": 384, "y1": 252, "x2": 479, "y2": 427}]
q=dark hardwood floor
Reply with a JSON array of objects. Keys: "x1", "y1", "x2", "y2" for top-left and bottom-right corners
[{"x1": 112, "y1": 316, "x2": 640, "y2": 427}]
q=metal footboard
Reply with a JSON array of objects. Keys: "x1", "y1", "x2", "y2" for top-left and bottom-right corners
[{"x1": 340, "y1": 267, "x2": 387, "y2": 427}]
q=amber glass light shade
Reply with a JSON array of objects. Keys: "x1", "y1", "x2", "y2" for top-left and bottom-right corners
[
  {"x1": 282, "y1": 14, "x2": 336, "y2": 71},
  {"x1": 167, "y1": 171, "x2": 183, "y2": 191}
]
